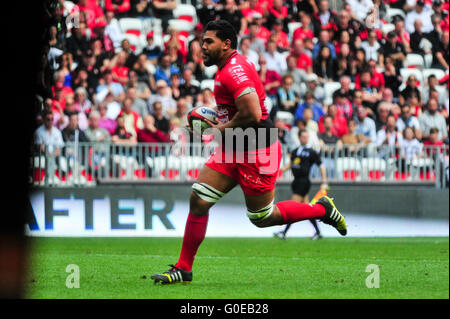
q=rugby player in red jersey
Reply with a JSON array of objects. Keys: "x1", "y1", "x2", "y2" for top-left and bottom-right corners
[{"x1": 151, "y1": 20, "x2": 347, "y2": 285}]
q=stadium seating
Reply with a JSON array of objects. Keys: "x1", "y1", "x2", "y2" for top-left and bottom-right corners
[
  {"x1": 204, "y1": 65, "x2": 218, "y2": 79},
  {"x1": 404, "y1": 54, "x2": 425, "y2": 69},
  {"x1": 173, "y1": 4, "x2": 197, "y2": 25},
  {"x1": 168, "y1": 19, "x2": 194, "y2": 32},
  {"x1": 422, "y1": 68, "x2": 446, "y2": 82},
  {"x1": 119, "y1": 18, "x2": 144, "y2": 36},
  {"x1": 399, "y1": 68, "x2": 424, "y2": 87},
  {"x1": 381, "y1": 23, "x2": 395, "y2": 35},
  {"x1": 336, "y1": 157, "x2": 362, "y2": 181},
  {"x1": 287, "y1": 22, "x2": 302, "y2": 39},
  {"x1": 323, "y1": 81, "x2": 341, "y2": 105},
  {"x1": 200, "y1": 79, "x2": 215, "y2": 91},
  {"x1": 385, "y1": 7, "x2": 406, "y2": 22}
]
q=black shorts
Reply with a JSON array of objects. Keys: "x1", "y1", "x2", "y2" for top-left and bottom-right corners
[{"x1": 291, "y1": 178, "x2": 311, "y2": 197}]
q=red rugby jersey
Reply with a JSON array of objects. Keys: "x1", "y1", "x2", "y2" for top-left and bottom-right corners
[{"x1": 214, "y1": 51, "x2": 270, "y2": 125}]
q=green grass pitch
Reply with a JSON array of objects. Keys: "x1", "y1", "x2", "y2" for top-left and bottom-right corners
[{"x1": 26, "y1": 237, "x2": 449, "y2": 299}]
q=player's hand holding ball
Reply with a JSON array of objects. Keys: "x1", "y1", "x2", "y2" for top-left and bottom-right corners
[{"x1": 187, "y1": 106, "x2": 219, "y2": 135}]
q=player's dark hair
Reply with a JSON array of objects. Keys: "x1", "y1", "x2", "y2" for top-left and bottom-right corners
[{"x1": 205, "y1": 20, "x2": 238, "y2": 49}]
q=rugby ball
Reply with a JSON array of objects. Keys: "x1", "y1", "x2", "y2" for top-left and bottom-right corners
[{"x1": 187, "y1": 106, "x2": 218, "y2": 135}]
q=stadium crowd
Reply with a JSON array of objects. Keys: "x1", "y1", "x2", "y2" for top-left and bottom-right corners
[{"x1": 34, "y1": 0, "x2": 449, "y2": 166}]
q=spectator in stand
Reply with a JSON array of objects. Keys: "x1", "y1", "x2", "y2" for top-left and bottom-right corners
[
  {"x1": 111, "y1": 51, "x2": 130, "y2": 86},
  {"x1": 272, "y1": 19, "x2": 290, "y2": 52},
  {"x1": 354, "y1": 105, "x2": 377, "y2": 144},
  {"x1": 382, "y1": 56, "x2": 403, "y2": 98},
  {"x1": 360, "y1": 30, "x2": 381, "y2": 63},
  {"x1": 170, "y1": 73, "x2": 182, "y2": 102},
  {"x1": 59, "y1": 95, "x2": 89, "y2": 131},
  {"x1": 340, "y1": 119, "x2": 367, "y2": 146},
  {"x1": 186, "y1": 39, "x2": 206, "y2": 82},
  {"x1": 358, "y1": 69, "x2": 381, "y2": 113},
  {"x1": 354, "y1": 48, "x2": 367, "y2": 75},
  {"x1": 400, "y1": 74, "x2": 423, "y2": 106},
  {"x1": 303, "y1": 107, "x2": 319, "y2": 134},
  {"x1": 96, "y1": 70, "x2": 125, "y2": 102},
  {"x1": 153, "y1": 54, "x2": 180, "y2": 87},
  {"x1": 334, "y1": 8, "x2": 363, "y2": 45},
  {"x1": 111, "y1": 115, "x2": 137, "y2": 145},
  {"x1": 267, "y1": 0, "x2": 289, "y2": 31},
  {"x1": 293, "y1": 13, "x2": 315, "y2": 42},
  {"x1": 73, "y1": 0, "x2": 107, "y2": 32},
  {"x1": 379, "y1": 31, "x2": 407, "y2": 70},
  {"x1": 289, "y1": 39, "x2": 313, "y2": 74},
  {"x1": 283, "y1": 55, "x2": 308, "y2": 96},
  {"x1": 313, "y1": 0, "x2": 338, "y2": 37},
  {"x1": 125, "y1": 86, "x2": 147, "y2": 117},
  {"x1": 152, "y1": 101, "x2": 170, "y2": 135},
  {"x1": 264, "y1": 39, "x2": 287, "y2": 75},
  {"x1": 239, "y1": 37, "x2": 260, "y2": 70},
  {"x1": 179, "y1": 68, "x2": 201, "y2": 106},
  {"x1": 376, "y1": 114, "x2": 403, "y2": 152},
  {"x1": 431, "y1": 30, "x2": 449, "y2": 70},
  {"x1": 35, "y1": 111, "x2": 65, "y2": 156},
  {"x1": 62, "y1": 113, "x2": 89, "y2": 143},
  {"x1": 120, "y1": 39, "x2": 138, "y2": 70},
  {"x1": 74, "y1": 87, "x2": 92, "y2": 114},
  {"x1": 374, "y1": 102, "x2": 391, "y2": 132},
  {"x1": 137, "y1": 114, "x2": 171, "y2": 145},
  {"x1": 393, "y1": 16, "x2": 412, "y2": 53},
  {"x1": 165, "y1": 26, "x2": 188, "y2": 66},
  {"x1": 128, "y1": 70, "x2": 151, "y2": 100},
  {"x1": 98, "y1": 102, "x2": 117, "y2": 135},
  {"x1": 173, "y1": 98, "x2": 190, "y2": 128},
  {"x1": 85, "y1": 110, "x2": 111, "y2": 143},
  {"x1": 333, "y1": 44, "x2": 354, "y2": 82},
  {"x1": 247, "y1": 18, "x2": 270, "y2": 52},
  {"x1": 397, "y1": 103, "x2": 423, "y2": 140},
  {"x1": 289, "y1": 118, "x2": 321, "y2": 152},
  {"x1": 276, "y1": 75, "x2": 299, "y2": 115},
  {"x1": 105, "y1": 0, "x2": 131, "y2": 19},
  {"x1": 423, "y1": 127, "x2": 445, "y2": 156},
  {"x1": 197, "y1": 0, "x2": 217, "y2": 27},
  {"x1": 129, "y1": 0, "x2": 153, "y2": 17},
  {"x1": 275, "y1": 119, "x2": 290, "y2": 146},
  {"x1": 218, "y1": 0, "x2": 247, "y2": 36},
  {"x1": 296, "y1": 0, "x2": 319, "y2": 16},
  {"x1": 195, "y1": 88, "x2": 216, "y2": 109},
  {"x1": 333, "y1": 76, "x2": 354, "y2": 102},
  {"x1": 427, "y1": 13, "x2": 444, "y2": 50},
  {"x1": 117, "y1": 97, "x2": 143, "y2": 137},
  {"x1": 295, "y1": 91, "x2": 325, "y2": 123},
  {"x1": 423, "y1": 74, "x2": 445, "y2": 105},
  {"x1": 142, "y1": 31, "x2": 163, "y2": 61},
  {"x1": 399, "y1": 126, "x2": 422, "y2": 160},
  {"x1": 318, "y1": 104, "x2": 348, "y2": 138},
  {"x1": 313, "y1": 30, "x2": 337, "y2": 60},
  {"x1": 405, "y1": 0, "x2": 434, "y2": 34},
  {"x1": 380, "y1": 88, "x2": 401, "y2": 115},
  {"x1": 410, "y1": 19, "x2": 433, "y2": 56},
  {"x1": 355, "y1": 59, "x2": 385, "y2": 93},
  {"x1": 132, "y1": 54, "x2": 154, "y2": 91},
  {"x1": 419, "y1": 98, "x2": 448, "y2": 141},
  {"x1": 346, "y1": 0, "x2": 374, "y2": 22},
  {"x1": 301, "y1": 73, "x2": 326, "y2": 104},
  {"x1": 151, "y1": 0, "x2": 177, "y2": 33},
  {"x1": 334, "y1": 90, "x2": 353, "y2": 120},
  {"x1": 318, "y1": 115, "x2": 342, "y2": 153},
  {"x1": 242, "y1": 0, "x2": 265, "y2": 23},
  {"x1": 313, "y1": 45, "x2": 334, "y2": 83},
  {"x1": 66, "y1": 23, "x2": 90, "y2": 64},
  {"x1": 258, "y1": 53, "x2": 282, "y2": 110}
]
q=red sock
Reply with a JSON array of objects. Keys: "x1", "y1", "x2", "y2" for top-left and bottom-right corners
[
  {"x1": 275, "y1": 201, "x2": 325, "y2": 224},
  {"x1": 175, "y1": 213, "x2": 209, "y2": 272}
]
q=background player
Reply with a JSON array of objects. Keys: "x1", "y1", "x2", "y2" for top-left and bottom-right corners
[
  {"x1": 151, "y1": 20, "x2": 347, "y2": 285},
  {"x1": 274, "y1": 129, "x2": 328, "y2": 240}
]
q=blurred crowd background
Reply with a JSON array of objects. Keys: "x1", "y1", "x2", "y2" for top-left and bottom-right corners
[{"x1": 34, "y1": 0, "x2": 449, "y2": 161}]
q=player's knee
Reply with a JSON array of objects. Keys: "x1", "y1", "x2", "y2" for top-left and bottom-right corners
[
  {"x1": 247, "y1": 200, "x2": 274, "y2": 228},
  {"x1": 190, "y1": 183, "x2": 225, "y2": 214}
]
